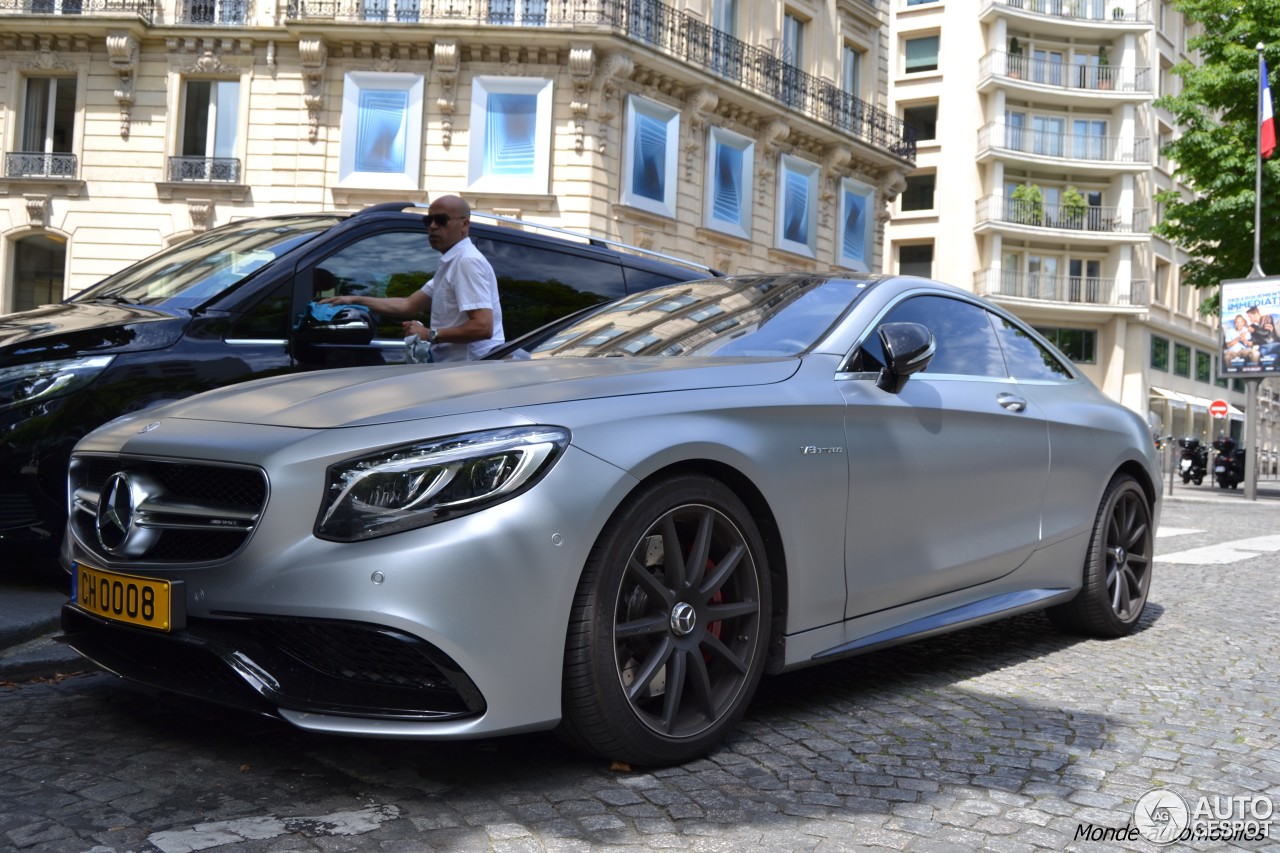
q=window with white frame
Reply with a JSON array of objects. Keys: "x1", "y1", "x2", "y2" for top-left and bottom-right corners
[
  {"x1": 175, "y1": 78, "x2": 240, "y2": 182},
  {"x1": 842, "y1": 43, "x2": 863, "y2": 98},
  {"x1": 783, "y1": 11, "x2": 806, "y2": 66},
  {"x1": 776, "y1": 153, "x2": 818, "y2": 258},
  {"x1": 338, "y1": 71, "x2": 424, "y2": 190},
  {"x1": 838, "y1": 177, "x2": 875, "y2": 272},
  {"x1": 713, "y1": 0, "x2": 736, "y2": 35},
  {"x1": 467, "y1": 76, "x2": 552, "y2": 195},
  {"x1": 904, "y1": 34, "x2": 939, "y2": 73},
  {"x1": 621, "y1": 95, "x2": 679, "y2": 217},
  {"x1": 704, "y1": 126, "x2": 754, "y2": 239},
  {"x1": 14, "y1": 76, "x2": 77, "y2": 178},
  {"x1": 487, "y1": 0, "x2": 547, "y2": 25}
]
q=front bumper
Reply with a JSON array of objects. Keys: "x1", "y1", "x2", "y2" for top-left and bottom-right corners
[{"x1": 61, "y1": 415, "x2": 638, "y2": 739}]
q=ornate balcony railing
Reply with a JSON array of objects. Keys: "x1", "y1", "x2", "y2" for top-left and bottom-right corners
[
  {"x1": 283, "y1": 0, "x2": 915, "y2": 161},
  {"x1": 178, "y1": 0, "x2": 247, "y2": 22},
  {"x1": 988, "y1": 0, "x2": 1153, "y2": 24},
  {"x1": 974, "y1": 269, "x2": 1150, "y2": 307},
  {"x1": 167, "y1": 156, "x2": 241, "y2": 182},
  {"x1": 983, "y1": 51, "x2": 1151, "y2": 94},
  {"x1": 979, "y1": 122, "x2": 1150, "y2": 164},
  {"x1": 0, "y1": 0, "x2": 154, "y2": 20},
  {"x1": 977, "y1": 194, "x2": 1149, "y2": 233},
  {"x1": 5, "y1": 151, "x2": 78, "y2": 178}
]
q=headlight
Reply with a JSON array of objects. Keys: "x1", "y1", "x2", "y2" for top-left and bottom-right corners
[
  {"x1": 0, "y1": 355, "x2": 115, "y2": 412},
  {"x1": 317, "y1": 426, "x2": 570, "y2": 541}
]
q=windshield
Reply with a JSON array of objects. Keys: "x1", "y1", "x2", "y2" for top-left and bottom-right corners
[
  {"x1": 519, "y1": 274, "x2": 870, "y2": 359},
  {"x1": 70, "y1": 216, "x2": 342, "y2": 310}
]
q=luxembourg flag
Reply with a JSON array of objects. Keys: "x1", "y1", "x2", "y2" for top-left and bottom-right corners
[{"x1": 1264, "y1": 57, "x2": 1276, "y2": 159}]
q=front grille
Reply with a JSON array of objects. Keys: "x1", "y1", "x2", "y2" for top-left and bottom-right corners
[
  {"x1": 61, "y1": 606, "x2": 485, "y2": 721},
  {"x1": 0, "y1": 489, "x2": 39, "y2": 528},
  {"x1": 69, "y1": 454, "x2": 268, "y2": 564}
]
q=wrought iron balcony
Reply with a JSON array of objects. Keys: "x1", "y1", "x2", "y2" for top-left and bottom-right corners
[
  {"x1": 178, "y1": 0, "x2": 247, "y2": 22},
  {"x1": 6, "y1": 151, "x2": 78, "y2": 179},
  {"x1": 282, "y1": 0, "x2": 915, "y2": 161},
  {"x1": 988, "y1": 0, "x2": 1152, "y2": 24},
  {"x1": 0, "y1": 0, "x2": 154, "y2": 20},
  {"x1": 974, "y1": 268, "x2": 1150, "y2": 307},
  {"x1": 983, "y1": 51, "x2": 1151, "y2": 94},
  {"x1": 979, "y1": 122, "x2": 1150, "y2": 164},
  {"x1": 977, "y1": 194, "x2": 1149, "y2": 233},
  {"x1": 167, "y1": 156, "x2": 241, "y2": 183}
]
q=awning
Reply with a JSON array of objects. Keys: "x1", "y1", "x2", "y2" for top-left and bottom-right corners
[
  {"x1": 1178, "y1": 392, "x2": 1211, "y2": 412},
  {"x1": 1149, "y1": 386, "x2": 1183, "y2": 401}
]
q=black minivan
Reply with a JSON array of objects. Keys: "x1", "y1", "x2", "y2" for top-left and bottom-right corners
[{"x1": 0, "y1": 203, "x2": 718, "y2": 559}]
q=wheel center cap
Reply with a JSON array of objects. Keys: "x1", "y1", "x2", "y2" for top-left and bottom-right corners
[
  {"x1": 1112, "y1": 545, "x2": 1126, "y2": 564},
  {"x1": 670, "y1": 602, "x2": 698, "y2": 636}
]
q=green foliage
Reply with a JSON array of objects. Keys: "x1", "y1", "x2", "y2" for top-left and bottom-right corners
[
  {"x1": 1061, "y1": 185, "x2": 1087, "y2": 228},
  {"x1": 1155, "y1": 0, "x2": 1280, "y2": 298},
  {"x1": 1011, "y1": 182, "x2": 1044, "y2": 225}
]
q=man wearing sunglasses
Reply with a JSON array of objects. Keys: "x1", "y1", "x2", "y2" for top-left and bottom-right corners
[{"x1": 322, "y1": 194, "x2": 505, "y2": 362}]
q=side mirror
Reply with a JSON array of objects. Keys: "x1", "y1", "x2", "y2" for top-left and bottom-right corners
[
  {"x1": 875, "y1": 322, "x2": 935, "y2": 393},
  {"x1": 294, "y1": 303, "x2": 375, "y2": 346}
]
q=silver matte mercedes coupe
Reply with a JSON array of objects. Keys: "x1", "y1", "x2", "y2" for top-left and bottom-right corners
[{"x1": 60, "y1": 273, "x2": 1161, "y2": 766}]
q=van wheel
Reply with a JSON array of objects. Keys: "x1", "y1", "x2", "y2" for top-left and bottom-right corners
[
  {"x1": 1048, "y1": 475, "x2": 1153, "y2": 638},
  {"x1": 559, "y1": 475, "x2": 770, "y2": 766}
]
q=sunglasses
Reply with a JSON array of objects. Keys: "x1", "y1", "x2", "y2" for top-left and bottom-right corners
[{"x1": 425, "y1": 213, "x2": 466, "y2": 228}]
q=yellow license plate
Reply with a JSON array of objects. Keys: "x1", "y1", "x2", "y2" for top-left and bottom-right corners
[{"x1": 74, "y1": 564, "x2": 172, "y2": 632}]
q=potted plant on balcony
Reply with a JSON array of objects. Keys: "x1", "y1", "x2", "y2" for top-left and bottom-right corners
[
  {"x1": 1011, "y1": 182, "x2": 1044, "y2": 226},
  {"x1": 1061, "y1": 185, "x2": 1087, "y2": 229},
  {"x1": 1008, "y1": 37, "x2": 1024, "y2": 79},
  {"x1": 1098, "y1": 46, "x2": 1113, "y2": 89},
  {"x1": 1113, "y1": 6, "x2": 1125, "y2": 19}
]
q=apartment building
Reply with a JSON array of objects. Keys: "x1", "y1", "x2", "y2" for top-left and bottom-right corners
[
  {"x1": 0, "y1": 0, "x2": 913, "y2": 308},
  {"x1": 886, "y1": 0, "x2": 1278, "y2": 467}
]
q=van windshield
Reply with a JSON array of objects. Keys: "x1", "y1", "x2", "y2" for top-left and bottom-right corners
[{"x1": 71, "y1": 216, "x2": 341, "y2": 310}]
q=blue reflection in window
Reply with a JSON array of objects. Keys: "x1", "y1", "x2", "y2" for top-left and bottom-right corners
[
  {"x1": 485, "y1": 92, "x2": 537, "y2": 176},
  {"x1": 712, "y1": 141, "x2": 743, "y2": 224},
  {"x1": 842, "y1": 188, "x2": 866, "y2": 263},
  {"x1": 355, "y1": 90, "x2": 408, "y2": 173},
  {"x1": 783, "y1": 167, "x2": 810, "y2": 245},
  {"x1": 632, "y1": 112, "x2": 667, "y2": 202}
]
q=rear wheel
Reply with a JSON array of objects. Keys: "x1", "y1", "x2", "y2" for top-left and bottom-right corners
[
  {"x1": 1048, "y1": 475, "x2": 1153, "y2": 637},
  {"x1": 559, "y1": 474, "x2": 770, "y2": 766}
]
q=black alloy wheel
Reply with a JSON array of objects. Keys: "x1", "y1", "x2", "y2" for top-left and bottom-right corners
[
  {"x1": 559, "y1": 474, "x2": 770, "y2": 766},
  {"x1": 1048, "y1": 475, "x2": 1153, "y2": 637}
]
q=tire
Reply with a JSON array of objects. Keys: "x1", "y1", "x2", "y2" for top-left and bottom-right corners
[
  {"x1": 558, "y1": 474, "x2": 771, "y2": 766},
  {"x1": 1193, "y1": 476, "x2": 1203, "y2": 486},
  {"x1": 1047, "y1": 475, "x2": 1153, "y2": 638},
  {"x1": 1181, "y1": 472, "x2": 1191, "y2": 484}
]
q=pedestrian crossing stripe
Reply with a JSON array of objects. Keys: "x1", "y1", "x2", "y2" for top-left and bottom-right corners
[{"x1": 1157, "y1": 534, "x2": 1280, "y2": 565}]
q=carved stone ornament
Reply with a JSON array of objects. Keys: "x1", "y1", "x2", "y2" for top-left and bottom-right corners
[
  {"x1": 27, "y1": 37, "x2": 68, "y2": 71},
  {"x1": 434, "y1": 39, "x2": 459, "y2": 149},
  {"x1": 189, "y1": 199, "x2": 214, "y2": 233},
  {"x1": 595, "y1": 51, "x2": 634, "y2": 124},
  {"x1": 107, "y1": 33, "x2": 139, "y2": 139},
  {"x1": 756, "y1": 120, "x2": 790, "y2": 204},
  {"x1": 820, "y1": 145, "x2": 852, "y2": 228},
  {"x1": 300, "y1": 38, "x2": 328, "y2": 144},
  {"x1": 685, "y1": 88, "x2": 718, "y2": 180},
  {"x1": 25, "y1": 195, "x2": 49, "y2": 228},
  {"x1": 569, "y1": 44, "x2": 594, "y2": 154}
]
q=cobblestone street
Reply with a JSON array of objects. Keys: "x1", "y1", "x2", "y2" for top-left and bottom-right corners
[{"x1": 2, "y1": 498, "x2": 1277, "y2": 853}]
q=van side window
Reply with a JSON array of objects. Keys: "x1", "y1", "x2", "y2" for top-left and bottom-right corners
[
  {"x1": 471, "y1": 236, "x2": 625, "y2": 338},
  {"x1": 623, "y1": 266, "x2": 689, "y2": 294},
  {"x1": 230, "y1": 280, "x2": 291, "y2": 340},
  {"x1": 313, "y1": 231, "x2": 441, "y2": 342}
]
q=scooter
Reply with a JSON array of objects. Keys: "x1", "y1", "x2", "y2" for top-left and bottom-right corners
[
  {"x1": 1212, "y1": 436, "x2": 1246, "y2": 489},
  {"x1": 1178, "y1": 437, "x2": 1208, "y2": 485}
]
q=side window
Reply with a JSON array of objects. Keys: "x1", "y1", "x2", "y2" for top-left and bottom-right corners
[
  {"x1": 622, "y1": 265, "x2": 688, "y2": 294},
  {"x1": 230, "y1": 279, "x2": 291, "y2": 340},
  {"x1": 992, "y1": 315, "x2": 1074, "y2": 380},
  {"x1": 471, "y1": 236, "x2": 626, "y2": 338},
  {"x1": 313, "y1": 231, "x2": 440, "y2": 341},
  {"x1": 852, "y1": 295, "x2": 1007, "y2": 378}
]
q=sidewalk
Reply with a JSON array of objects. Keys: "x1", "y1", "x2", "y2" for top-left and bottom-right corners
[{"x1": 3, "y1": 478, "x2": 1278, "y2": 683}]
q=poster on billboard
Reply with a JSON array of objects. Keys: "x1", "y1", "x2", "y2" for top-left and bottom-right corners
[{"x1": 1219, "y1": 276, "x2": 1280, "y2": 375}]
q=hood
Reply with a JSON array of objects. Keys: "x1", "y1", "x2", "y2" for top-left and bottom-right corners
[
  {"x1": 0, "y1": 301, "x2": 185, "y2": 363},
  {"x1": 159, "y1": 357, "x2": 801, "y2": 428}
]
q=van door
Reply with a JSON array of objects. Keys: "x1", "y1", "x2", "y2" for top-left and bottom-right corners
[{"x1": 291, "y1": 229, "x2": 441, "y2": 370}]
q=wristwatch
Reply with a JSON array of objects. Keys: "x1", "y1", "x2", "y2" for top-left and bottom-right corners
[{"x1": 426, "y1": 327, "x2": 438, "y2": 344}]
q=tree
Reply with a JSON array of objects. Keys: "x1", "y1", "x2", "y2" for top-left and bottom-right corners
[{"x1": 1154, "y1": 1, "x2": 1280, "y2": 309}]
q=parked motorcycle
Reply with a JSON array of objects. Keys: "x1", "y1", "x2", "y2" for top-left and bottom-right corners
[
  {"x1": 1178, "y1": 437, "x2": 1208, "y2": 485},
  {"x1": 1212, "y1": 436, "x2": 1246, "y2": 489}
]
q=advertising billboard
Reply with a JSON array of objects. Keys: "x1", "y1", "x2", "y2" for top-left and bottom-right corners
[{"x1": 1219, "y1": 276, "x2": 1280, "y2": 375}]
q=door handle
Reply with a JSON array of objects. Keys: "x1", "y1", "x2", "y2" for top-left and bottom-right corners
[{"x1": 997, "y1": 392, "x2": 1027, "y2": 413}]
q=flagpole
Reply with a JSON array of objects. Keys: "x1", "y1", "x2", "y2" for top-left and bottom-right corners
[{"x1": 1254, "y1": 43, "x2": 1265, "y2": 279}]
